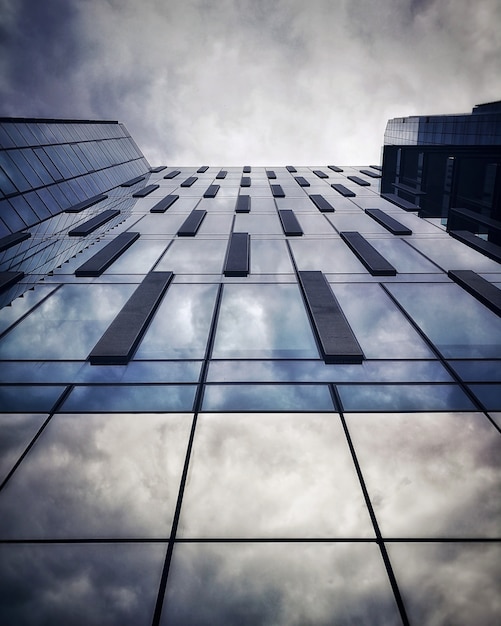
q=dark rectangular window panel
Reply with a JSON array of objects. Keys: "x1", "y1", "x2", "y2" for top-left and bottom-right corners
[
  {"x1": 177, "y1": 209, "x2": 207, "y2": 236},
  {"x1": 295, "y1": 176, "x2": 310, "y2": 187},
  {"x1": 150, "y1": 194, "x2": 179, "y2": 213},
  {"x1": 68, "y1": 209, "x2": 120, "y2": 237},
  {"x1": 271, "y1": 184, "x2": 285, "y2": 198},
  {"x1": 266, "y1": 170, "x2": 276, "y2": 179},
  {"x1": 381, "y1": 193, "x2": 419, "y2": 211},
  {"x1": 340, "y1": 231, "x2": 397, "y2": 276},
  {"x1": 235, "y1": 195, "x2": 251, "y2": 213},
  {"x1": 449, "y1": 231, "x2": 501, "y2": 264},
  {"x1": 216, "y1": 170, "x2": 227, "y2": 179},
  {"x1": 223, "y1": 232, "x2": 250, "y2": 277},
  {"x1": 203, "y1": 184, "x2": 220, "y2": 198},
  {"x1": 359, "y1": 169, "x2": 381, "y2": 179},
  {"x1": 309, "y1": 194, "x2": 335, "y2": 213},
  {"x1": 286, "y1": 166, "x2": 297, "y2": 173},
  {"x1": 197, "y1": 166, "x2": 209, "y2": 173},
  {"x1": 150, "y1": 166, "x2": 166, "y2": 173},
  {"x1": 0, "y1": 231, "x2": 30, "y2": 252},
  {"x1": 347, "y1": 176, "x2": 370, "y2": 187},
  {"x1": 243, "y1": 166, "x2": 251, "y2": 173},
  {"x1": 331, "y1": 184, "x2": 356, "y2": 197},
  {"x1": 75, "y1": 232, "x2": 140, "y2": 277},
  {"x1": 132, "y1": 184, "x2": 159, "y2": 198},
  {"x1": 0, "y1": 271, "x2": 24, "y2": 293},
  {"x1": 240, "y1": 177, "x2": 251, "y2": 187},
  {"x1": 278, "y1": 209, "x2": 303, "y2": 236},
  {"x1": 370, "y1": 164, "x2": 382, "y2": 171},
  {"x1": 313, "y1": 170, "x2": 328, "y2": 178},
  {"x1": 164, "y1": 170, "x2": 181, "y2": 179},
  {"x1": 65, "y1": 193, "x2": 108, "y2": 213},
  {"x1": 364, "y1": 208, "x2": 412, "y2": 235},
  {"x1": 327, "y1": 165, "x2": 343, "y2": 172},
  {"x1": 89, "y1": 271, "x2": 174, "y2": 365},
  {"x1": 448, "y1": 270, "x2": 501, "y2": 317},
  {"x1": 121, "y1": 175, "x2": 145, "y2": 187},
  {"x1": 180, "y1": 177, "x2": 197, "y2": 187},
  {"x1": 298, "y1": 270, "x2": 364, "y2": 364}
]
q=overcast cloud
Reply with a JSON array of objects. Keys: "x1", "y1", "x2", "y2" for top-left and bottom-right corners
[{"x1": 1, "y1": 0, "x2": 500, "y2": 165}]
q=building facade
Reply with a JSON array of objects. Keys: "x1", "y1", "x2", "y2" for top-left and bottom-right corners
[
  {"x1": 381, "y1": 101, "x2": 501, "y2": 250},
  {"x1": 0, "y1": 118, "x2": 500, "y2": 625}
]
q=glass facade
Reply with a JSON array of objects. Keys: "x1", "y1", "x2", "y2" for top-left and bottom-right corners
[
  {"x1": 0, "y1": 120, "x2": 500, "y2": 625},
  {"x1": 381, "y1": 101, "x2": 501, "y2": 247}
]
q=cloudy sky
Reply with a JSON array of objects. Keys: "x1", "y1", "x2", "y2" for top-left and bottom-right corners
[{"x1": 1, "y1": 0, "x2": 500, "y2": 166}]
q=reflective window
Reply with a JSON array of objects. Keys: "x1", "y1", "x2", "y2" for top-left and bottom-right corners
[
  {"x1": 212, "y1": 284, "x2": 319, "y2": 358},
  {"x1": 387, "y1": 542, "x2": 501, "y2": 626},
  {"x1": 162, "y1": 543, "x2": 401, "y2": 624},
  {"x1": 155, "y1": 239, "x2": 227, "y2": 274},
  {"x1": 337, "y1": 384, "x2": 475, "y2": 411},
  {"x1": 387, "y1": 283, "x2": 501, "y2": 358},
  {"x1": 178, "y1": 413, "x2": 370, "y2": 537},
  {"x1": 0, "y1": 543, "x2": 165, "y2": 626},
  {"x1": 202, "y1": 384, "x2": 334, "y2": 411},
  {"x1": 250, "y1": 239, "x2": 293, "y2": 273},
  {"x1": 0, "y1": 284, "x2": 136, "y2": 360},
  {"x1": 0, "y1": 386, "x2": 66, "y2": 412},
  {"x1": 0, "y1": 413, "x2": 47, "y2": 483},
  {"x1": 135, "y1": 284, "x2": 218, "y2": 359},
  {"x1": 234, "y1": 213, "x2": 282, "y2": 234},
  {"x1": 102, "y1": 240, "x2": 168, "y2": 274},
  {"x1": 206, "y1": 360, "x2": 452, "y2": 383},
  {"x1": 0, "y1": 413, "x2": 193, "y2": 538},
  {"x1": 290, "y1": 239, "x2": 368, "y2": 273},
  {"x1": 331, "y1": 283, "x2": 434, "y2": 358},
  {"x1": 62, "y1": 385, "x2": 196, "y2": 412},
  {"x1": 346, "y1": 412, "x2": 501, "y2": 537}
]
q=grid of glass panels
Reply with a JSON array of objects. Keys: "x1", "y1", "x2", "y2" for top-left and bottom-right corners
[
  {"x1": 0, "y1": 146, "x2": 500, "y2": 625},
  {"x1": 0, "y1": 119, "x2": 151, "y2": 306}
]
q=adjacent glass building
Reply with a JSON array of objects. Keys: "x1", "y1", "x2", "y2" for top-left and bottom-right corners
[
  {"x1": 382, "y1": 101, "x2": 501, "y2": 249},
  {"x1": 0, "y1": 117, "x2": 500, "y2": 625}
]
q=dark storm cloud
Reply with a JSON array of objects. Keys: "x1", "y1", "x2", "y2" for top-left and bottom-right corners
[{"x1": 1, "y1": 0, "x2": 500, "y2": 165}]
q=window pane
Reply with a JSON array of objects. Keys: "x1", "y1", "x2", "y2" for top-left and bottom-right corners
[
  {"x1": 331, "y1": 283, "x2": 434, "y2": 358},
  {"x1": 202, "y1": 384, "x2": 333, "y2": 411},
  {"x1": 337, "y1": 384, "x2": 475, "y2": 411},
  {"x1": 212, "y1": 284, "x2": 319, "y2": 358},
  {"x1": 135, "y1": 284, "x2": 218, "y2": 359},
  {"x1": 387, "y1": 283, "x2": 501, "y2": 358},
  {"x1": 155, "y1": 239, "x2": 226, "y2": 274},
  {"x1": 0, "y1": 284, "x2": 136, "y2": 360}
]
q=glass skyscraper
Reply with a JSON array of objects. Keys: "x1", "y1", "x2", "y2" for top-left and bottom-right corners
[
  {"x1": 381, "y1": 101, "x2": 501, "y2": 250},
  {"x1": 0, "y1": 117, "x2": 500, "y2": 625}
]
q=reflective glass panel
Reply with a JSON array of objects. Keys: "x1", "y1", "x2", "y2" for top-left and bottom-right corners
[
  {"x1": 0, "y1": 284, "x2": 136, "y2": 360},
  {"x1": 61, "y1": 384, "x2": 196, "y2": 412},
  {"x1": 337, "y1": 383, "x2": 475, "y2": 411},
  {"x1": 0, "y1": 413, "x2": 193, "y2": 538},
  {"x1": 250, "y1": 239, "x2": 293, "y2": 273},
  {"x1": 386, "y1": 283, "x2": 501, "y2": 358},
  {"x1": 0, "y1": 542, "x2": 165, "y2": 626},
  {"x1": 178, "y1": 413, "x2": 372, "y2": 537},
  {"x1": 155, "y1": 239, "x2": 226, "y2": 274},
  {"x1": 387, "y1": 542, "x2": 501, "y2": 626},
  {"x1": 331, "y1": 284, "x2": 434, "y2": 358},
  {"x1": 202, "y1": 384, "x2": 333, "y2": 411},
  {"x1": 206, "y1": 360, "x2": 453, "y2": 383},
  {"x1": 162, "y1": 542, "x2": 401, "y2": 625},
  {"x1": 212, "y1": 284, "x2": 319, "y2": 358},
  {"x1": 345, "y1": 412, "x2": 501, "y2": 537},
  {"x1": 102, "y1": 240, "x2": 168, "y2": 274},
  {"x1": 289, "y1": 239, "x2": 368, "y2": 273},
  {"x1": 135, "y1": 284, "x2": 218, "y2": 359},
  {"x1": 0, "y1": 413, "x2": 46, "y2": 483}
]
